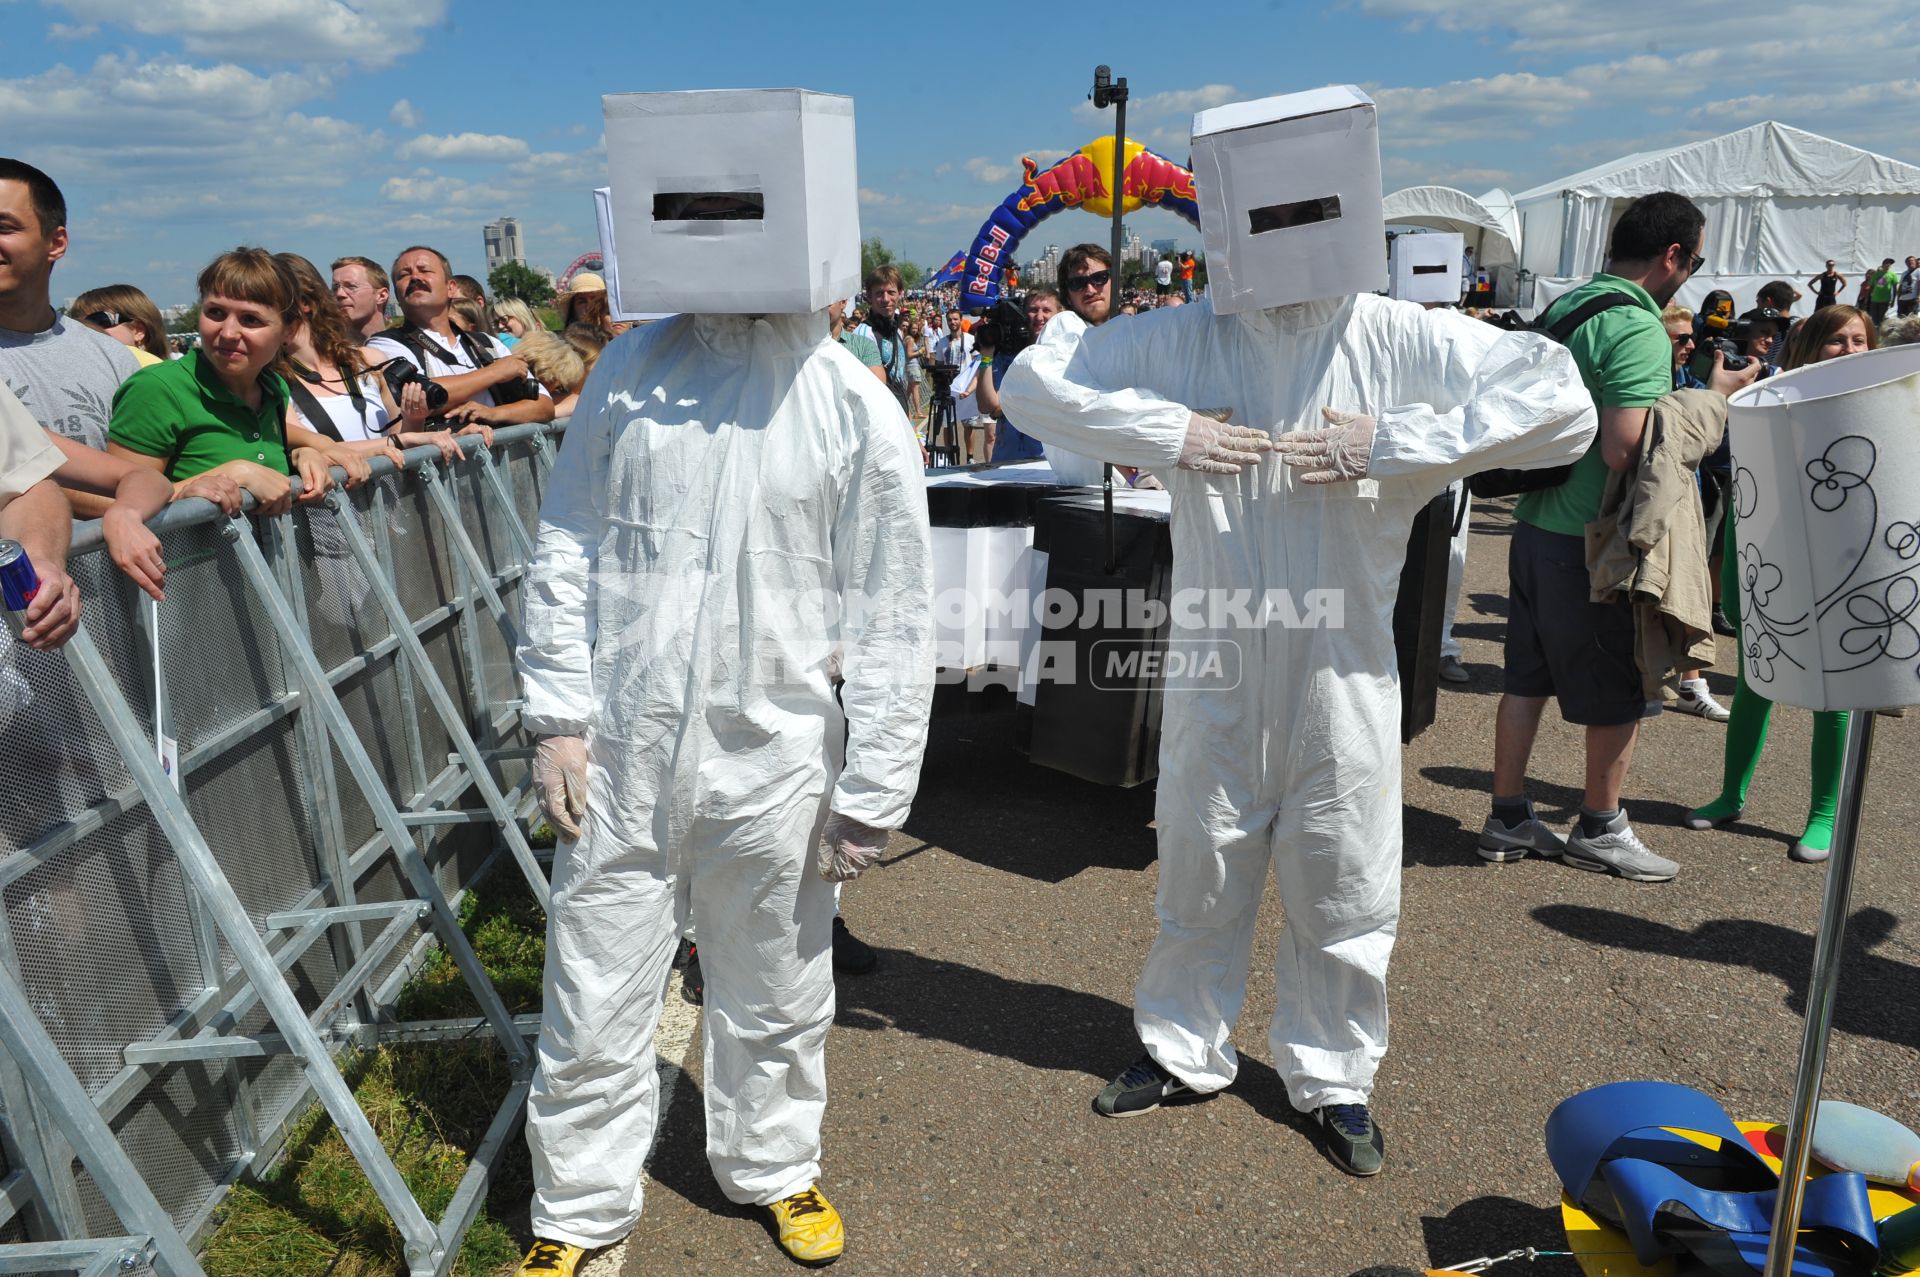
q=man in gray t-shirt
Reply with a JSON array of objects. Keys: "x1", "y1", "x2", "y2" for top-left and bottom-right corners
[
  {"x1": 0, "y1": 157, "x2": 142, "y2": 519},
  {"x1": 0, "y1": 316, "x2": 139, "y2": 451}
]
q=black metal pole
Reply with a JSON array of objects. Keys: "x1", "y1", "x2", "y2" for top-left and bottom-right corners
[
  {"x1": 1762, "y1": 708, "x2": 1878, "y2": 1277},
  {"x1": 1100, "y1": 71, "x2": 1129, "y2": 575}
]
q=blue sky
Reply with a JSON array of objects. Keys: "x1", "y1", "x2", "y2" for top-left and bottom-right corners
[{"x1": 4, "y1": 0, "x2": 1916, "y2": 308}]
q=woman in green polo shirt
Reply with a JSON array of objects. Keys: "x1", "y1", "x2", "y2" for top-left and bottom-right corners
[{"x1": 107, "y1": 247, "x2": 338, "y2": 517}]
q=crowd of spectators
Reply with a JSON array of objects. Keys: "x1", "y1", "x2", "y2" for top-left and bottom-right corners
[{"x1": 0, "y1": 155, "x2": 626, "y2": 652}]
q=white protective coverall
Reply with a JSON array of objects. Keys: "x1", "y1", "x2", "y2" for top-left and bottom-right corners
[
  {"x1": 517, "y1": 311, "x2": 934, "y2": 1247},
  {"x1": 1028, "y1": 312, "x2": 1109, "y2": 488},
  {"x1": 1001, "y1": 294, "x2": 1594, "y2": 1109}
]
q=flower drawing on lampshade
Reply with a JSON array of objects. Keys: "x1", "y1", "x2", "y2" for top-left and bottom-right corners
[
  {"x1": 1806, "y1": 437, "x2": 1875, "y2": 512},
  {"x1": 1837, "y1": 577, "x2": 1920, "y2": 668}
]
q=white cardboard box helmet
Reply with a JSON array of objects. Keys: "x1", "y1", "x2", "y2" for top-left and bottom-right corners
[
  {"x1": 1726, "y1": 342, "x2": 1920, "y2": 711},
  {"x1": 602, "y1": 89, "x2": 860, "y2": 315},
  {"x1": 1388, "y1": 232, "x2": 1465, "y2": 304},
  {"x1": 1188, "y1": 86, "x2": 1387, "y2": 315}
]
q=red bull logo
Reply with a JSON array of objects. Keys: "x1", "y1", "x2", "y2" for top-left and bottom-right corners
[
  {"x1": 1013, "y1": 153, "x2": 1108, "y2": 215},
  {"x1": 1124, "y1": 149, "x2": 1197, "y2": 206}
]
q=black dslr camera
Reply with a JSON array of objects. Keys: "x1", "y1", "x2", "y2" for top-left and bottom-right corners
[
  {"x1": 968, "y1": 298, "x2": 1034, "y2": 360},
  {"x1": 374, "y1": 357, "x2": 451, "y2": 415}
]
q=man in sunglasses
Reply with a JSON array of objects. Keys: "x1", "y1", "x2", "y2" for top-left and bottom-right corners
[
  {"x1": 1488, "y1": 191, "x2": 1757, "y2": 882},
  {"x1": 1059, "y1": 243, "x2": 1114, "y2": 326},
  {"x1": 1040, "y1": 243, "x2": 1156, "y2": 489}
]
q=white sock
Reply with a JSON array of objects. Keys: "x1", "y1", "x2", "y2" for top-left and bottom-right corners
[{"x1": 1680, "y1": 678, "x2": 1709, "y2": 697}]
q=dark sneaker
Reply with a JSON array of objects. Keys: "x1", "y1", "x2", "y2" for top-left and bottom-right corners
[
  {"x1": 1094, "y1": 1054, "x2": 1193, "y2": 1118},
  {"x1": 1437, "y1": 654, "x2": 1470, "y2": 684},
  {"x1": 1315, "y1": 1103, "x2": 1384, "y2": 1177},
  {"x1": 681, "y1": 943, "x2": 703, "y2": 1006},
  {"x1": 832, "y1": 917, "x2": 877, "y2": 975},
  {"x1": 1712, "y1": 607, "x2": 1737, "y2": 637},
  {"x1": 1563, "y1": 810, "x2": 1678, "y2": 883},
  {"x1": 1476, "y1": 813, "x2": 1567, "y2": 863}
]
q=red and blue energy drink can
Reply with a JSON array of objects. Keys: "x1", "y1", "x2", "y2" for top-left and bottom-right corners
[{"x1": 0, "y1": 539, "x2": 41, "y2": 612}]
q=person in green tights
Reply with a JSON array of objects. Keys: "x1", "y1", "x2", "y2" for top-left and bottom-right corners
[{"x1": 1685, "y1": 304, "x2": 1877, "y2": 862}]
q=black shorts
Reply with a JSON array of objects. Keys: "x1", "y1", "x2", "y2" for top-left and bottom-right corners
[{"x1": 1503, "y1": 520, "x2": 1645, "y2": 726}]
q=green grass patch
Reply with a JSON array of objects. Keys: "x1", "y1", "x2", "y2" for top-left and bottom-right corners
[{"x1": 199, "y1": 864, "x2": 546, "y2": 1277}]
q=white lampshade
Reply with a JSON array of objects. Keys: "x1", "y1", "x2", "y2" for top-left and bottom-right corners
[{"x1": 1726, "y1": 343, "x2": 1920, "y2": 711}]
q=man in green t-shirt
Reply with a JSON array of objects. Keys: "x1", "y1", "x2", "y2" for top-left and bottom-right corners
[
  {"x1": 1483, "y1": 192, "x2": 1759, "y2": 883},
  {"x1": 1865, "y1": 257, "x2": 1898, "y2": 326}
]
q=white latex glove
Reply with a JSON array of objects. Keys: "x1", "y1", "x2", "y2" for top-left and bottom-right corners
[
  {"x1": 818, "y1": 812, "x2": 890, "y2": 882},
  {"x1": 1177, "y1": 408, "x2": 1271, "y2": 475},
  {"x1": 1130, "y1": 471, "x2": 1166, "y2": 491},
  {"x1": 1275, "y1": 407, "x2": 1378, "y2": 484},
  {"x1": 533, "y1": 735, "x2": 589, "y2": 842}
]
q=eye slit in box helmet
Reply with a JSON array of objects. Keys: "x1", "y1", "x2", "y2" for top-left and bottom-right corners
[
  {"x1": 652, "y1": 191, "x2": 766, "y2": 221},
  {"x1": 1247, "y1": 195, "x2": 1342, "y2": 235}
]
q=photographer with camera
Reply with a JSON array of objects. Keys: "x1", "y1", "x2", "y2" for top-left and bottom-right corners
[
  {"x1": 368, "y1": 245, "x2": 553, "y2": 439},
  {"x1": 971, "y1": 291, "x2": 1050, "y2": 462}
]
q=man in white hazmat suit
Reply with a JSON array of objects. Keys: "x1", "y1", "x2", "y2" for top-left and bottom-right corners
[
  {"x1": 1000, "y1": 86, "x2": 1596, "y2": 1175},
  {"x1": 512, "y1": 89, "x2": 934, "y2": 1273}
]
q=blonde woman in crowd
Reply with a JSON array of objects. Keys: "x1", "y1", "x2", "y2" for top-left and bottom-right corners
[
  {"x1": 512, "y1": 329, "x2": 587, "y2": 418},
  {"x1": 494, "y1": 297, "x2": 541, "y2": 349}
]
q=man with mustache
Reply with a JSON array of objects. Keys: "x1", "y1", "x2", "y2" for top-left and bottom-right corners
[{"x1": 368, "y1": 245, "x2": 553, "y2": 430}]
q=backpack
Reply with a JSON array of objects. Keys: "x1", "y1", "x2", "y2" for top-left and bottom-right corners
[{"x1": 1466, "y1": 291, "x2": 1639, "y2": 500}]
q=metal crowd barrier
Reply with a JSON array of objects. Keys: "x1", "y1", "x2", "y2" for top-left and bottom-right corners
[{"x1": 0, "y1": 421, "x2": 565, "y2": 1275}]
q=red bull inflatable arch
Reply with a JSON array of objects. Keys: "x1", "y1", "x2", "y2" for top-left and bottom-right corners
[{"x1": 956, "y1": 135, "x2": 1199, "y2": 309}]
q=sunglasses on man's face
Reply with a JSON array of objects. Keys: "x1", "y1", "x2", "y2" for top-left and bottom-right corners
[
  {"x1": 1065, "y1": 269, "x2": 1112, "y2": 293},
  {"x1": 83, "y1": 310, "x2": 126, "y2": 329}
]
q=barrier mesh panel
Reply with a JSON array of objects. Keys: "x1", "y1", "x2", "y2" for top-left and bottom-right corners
[
  {"x1": 4, "y1": 431, "x2": 550, "y2": 1256},
  {"x1": 5, "y1": 806, "x2": 202, "y2": 1094},
  {"x1": 74, "y1": 1060, "x2": 244, "y2": 1236},
  {"x1": 293, "y1": 501, "x2": 393, "y2": 673},
  {"x1": 158, "y1": 523, "x2": 286, "y2": 757}
]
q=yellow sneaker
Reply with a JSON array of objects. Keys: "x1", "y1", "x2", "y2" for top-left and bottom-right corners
[
  {"x1": 767, "y1": 1185, "x2": 845, "y2": 1266},
  {"x1": 514, "y1": 1238, "x2": 586, "y2": 1276}
]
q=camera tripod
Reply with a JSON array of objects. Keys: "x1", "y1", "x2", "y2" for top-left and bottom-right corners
[{"x1": 925, "y1": 362, "x2": 964, "y2": 466}]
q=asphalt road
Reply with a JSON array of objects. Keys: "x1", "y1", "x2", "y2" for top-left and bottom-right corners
[{"x1": 604, "y1": 500, "x2": 1920, "y2": 1277}]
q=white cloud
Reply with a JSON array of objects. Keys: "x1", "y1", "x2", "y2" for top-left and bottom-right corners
[
  {"x1": 389, "y1": 97, "x2": 420, "y2": 128},
  {"x1": 913, "y1": 203, "x2": 991, "y2": 226},
  {"x1": 396, "y1": 131, "x2": 530, "y2": 162},
  {"x1": 858, "y1": 188, "x2": 901, "y2": 206},
  {"x1": 47, "y1": 22, "x2": 97, "y2": 39},
  {"x1": 380, "y1": 174, "x2": 493, "y2": 206},
  {"x1": 963, "y1": 156, "x2": 1015, "y2": 184},
  {"x1": 1076, "y1": 83, "x2": 1239, "y2": 125},
  {"x1": 48, "y1": 0, "x2": 448, "y2": 68}
]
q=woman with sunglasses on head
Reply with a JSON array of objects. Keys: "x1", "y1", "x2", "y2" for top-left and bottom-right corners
[
  {"x1": 1684, "y1": 304, "x2": 1877, "y2": 862},
  {"x1": 70, "y1": 285, "x2": 170, "y2": 367},
  {"x1": 272, "y1": 254, "x2": 463, "y2": 468}
]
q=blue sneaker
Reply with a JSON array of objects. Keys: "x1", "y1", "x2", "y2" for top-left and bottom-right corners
[
  {"x1": 1094, "y1": 1054, "x2": 1193, "y2": 1118},
  {"x1": 1315, "y1": 1103, "x2": 1384, "y2": 1176}
]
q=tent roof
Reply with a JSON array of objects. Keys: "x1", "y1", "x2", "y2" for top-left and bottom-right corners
[
  {"x1": 1381, "y1": 184, "x2": 1520, "y2": 265},
  {"x1": 1511, "y1": 121, "x2": 1920, "y2": 203}
]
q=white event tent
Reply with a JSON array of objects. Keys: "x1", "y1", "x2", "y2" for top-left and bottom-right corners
[{"x1": 1510, "y1": 122, "x2": 1920, "y2": 312}]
